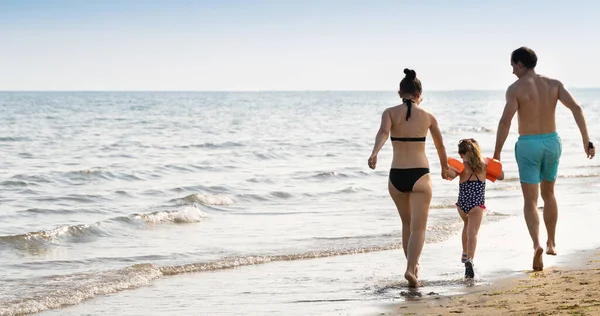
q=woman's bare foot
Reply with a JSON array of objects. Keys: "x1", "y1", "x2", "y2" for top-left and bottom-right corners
[
  {"x1": 415, "y1": 263, "x2": 420, "y2": 279},
  {"x1": 546, "y1": 242, "x2": 556, "y2": 255},
  {"x1": 404, "y1": 271, "x2": 419, "y2": 288},
  {"x1": 533, "y1": 247, "x2": 544, "y2": 271}
]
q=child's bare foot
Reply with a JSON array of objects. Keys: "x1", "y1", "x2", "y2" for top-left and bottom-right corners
[
  {"x1": 546, "y1": 242, "x2": 556, "y2": 255},
  {"x1": 404, "y1": 271, "x2": 419, "y2": 288},
  {"x1": 533, "y1": 247, "x2": 544, "y2": 271}
]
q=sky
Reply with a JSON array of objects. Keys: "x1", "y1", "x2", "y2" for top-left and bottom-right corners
[{"x1": 1, "y1": 0, "x2": 599, "y2": 91}]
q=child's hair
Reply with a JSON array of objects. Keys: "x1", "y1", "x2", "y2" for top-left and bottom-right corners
[{"x1": 458, "y1": 138, "x2": 485, "y2": 173}]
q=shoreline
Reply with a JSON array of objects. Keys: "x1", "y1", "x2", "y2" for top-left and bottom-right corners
[{"x1": 384, "y1": 247, "x2": 600, "y2": 315}]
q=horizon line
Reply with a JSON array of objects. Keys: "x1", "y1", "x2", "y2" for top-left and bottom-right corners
[{"x1": 1, "y1": 87, "x2": 599, "y2": 93}]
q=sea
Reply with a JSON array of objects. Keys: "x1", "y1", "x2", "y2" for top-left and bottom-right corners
[{"x1": 1, "y1": 90, "x2": 599, "y2": 315}]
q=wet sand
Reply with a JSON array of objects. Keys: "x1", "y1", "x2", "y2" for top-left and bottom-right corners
[{"x1": 387, "y1": 250, "x2": 600, "y2": 315}]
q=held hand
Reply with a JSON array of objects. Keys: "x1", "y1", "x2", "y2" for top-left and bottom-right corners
[
  {"x1": 368, "y1": 154, "x2": 377, "y2": 170},
  {"x1": 445, "y1": 165, "x2": 459, "y2": 180},
  {"x1": 441, "y1": 167, "x2": 448, "y2": 180},
  {"x1": 585, "y1": 141, "x2": 595, "y2": 159}
]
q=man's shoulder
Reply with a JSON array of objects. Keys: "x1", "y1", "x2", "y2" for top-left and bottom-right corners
[
  {"x1": 508, "y1": 74, "x2": 562, "y2": 92},
  {"x1": 536, "y1": 74, "x2": 562, "y2": 86},
  {"x1": 506, "y1": 80, "x2": 521, "y2": 95}
]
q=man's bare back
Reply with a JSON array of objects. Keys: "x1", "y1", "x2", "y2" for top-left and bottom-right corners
[{"x1": 509, "y1": 73, "x2": 561, "y2": 135}]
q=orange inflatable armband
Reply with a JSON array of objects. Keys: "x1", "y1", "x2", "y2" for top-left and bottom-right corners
[
  {"x1": 485, "y1": 157, "x2": 503, "y2": 182},
  {"x1": 447, "y1": 157, "x2": 464, "y2": 173}
]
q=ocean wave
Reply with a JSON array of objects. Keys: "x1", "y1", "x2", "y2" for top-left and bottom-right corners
[
  {"x1": 23, "y1": 208, "x2": 77, "y2": 215},
  {"x1": 0, "y1": 180, "x2": 30, "y2": 187},
  {"x1": 0, "y1": 223, "x2": 107, "y2": 246},
  {"x1": 487, "y1": 185, "x2": 521, "y2": 191},
  {"x1": 0, "y1": 264, "x2": 162, "y2": 316},
  {"x1": 270, "y1": 191, "x2": 294, "y2": 199},
  {"x1": 181, "y1": 193, "x2": 235, "y2": 206},
  {"x1": 491, "y1": 173, "x2": 599, "y2": 183},
  {"x1": 430, "y1": 203, "x2": 458, "y2": 209},
  {"x1": 252, "y1": 150, "x2": 290, "y2": 160},
  {"x1": 0, "y1": 236, "x2": 459, "y2": 315},
  {"x1": 246, "y1": 177, "x2": 274, "y2": 184},
  {"x1": 334, "y1": 186, "x2": 371, "y2": 194},
  {"x1": 0, "y1": 136, "x2": 30, "y2": 142},
  {"x1": 121, "y1": 206, "x2": 209, "y2": 225},
  {"x1": 561, "y1": 173, "x2": 600, "y2": 179},
  {"x1": 312, "y1": 233, "x2": 394, "y2": 241},
  {"x1": 236, "y1": 193, "x2": 270, "y2": 202},
  {"x1": 235, "y1": 191, "x2": 296, "y2": 202},
  {"x1": 32, "y1": 194, "x2": 110, "y2": 204},
  {"x1": 445, "y1": 126, "x2": 494, "y2": 134},
  {"x1": 4, "y1": 249, "x2": 406, "y2": 315},
  {"x1": 183, "y1": 141, "x2": 244, "y2": 149},
  {"x1": 292, "y1": 170, "x2": 369, "y2": 181},
  {"x1": 159, "y1": 245, "x2": 408, "y2": 276},
  {"x1": 0, "y1": 206, "x2": 208, "y2": 250},
  {"x1": 10, "y1": 169, "x2": 145, "y2": 187},
  {"x1": 314, "y1": 171, "x2": 349, "y2": 178},
  {"x1": 485, "y1": 211, "x2": 510, "y2": 217},
  {"x1": 67, "y1": 169, "x2": 144, "y2": 181},
  {"x1": 0, "y1": 217, "x2": 508, "y2": 315},
  {"x1": 9, "y1": 174, "x2": 52, "y2": 184}
]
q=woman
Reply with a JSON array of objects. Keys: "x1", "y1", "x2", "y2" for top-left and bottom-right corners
[{"x1": 368, "y1": 68, "x2": 449, "y2": 287}]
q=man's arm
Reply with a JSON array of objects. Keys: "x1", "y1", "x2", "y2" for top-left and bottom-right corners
[
  {"x1": 557, "y1": 81, "x2": 593, "y2": 157},
  {"x1": 493, "y1": 86, "x2": 519, "y2": 160},
  {"x1": 429, "y1": 113, "x2": 448, "y2": 179}
]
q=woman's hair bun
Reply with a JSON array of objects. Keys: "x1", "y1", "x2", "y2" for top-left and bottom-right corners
[{"x1": 403, "y1": 68, "x2": 416, "y2": 79}]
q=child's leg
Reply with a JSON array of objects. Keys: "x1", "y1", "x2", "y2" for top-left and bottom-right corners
[
  {"x1": 466, "y1": 206, "x2": 485, "y2": 260},
  {"x1": 457, "y1": 207, "x2": 468, "y2": 261}
]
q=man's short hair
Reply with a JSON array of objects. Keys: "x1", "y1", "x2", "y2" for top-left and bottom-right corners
[{"x1": 511, "y1": 47, "x2": 538, "y2": 69}]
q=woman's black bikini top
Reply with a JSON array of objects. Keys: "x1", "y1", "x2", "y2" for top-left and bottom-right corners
[{"x1": 390, "y1": 98, "x2": 426, "y2": 142}]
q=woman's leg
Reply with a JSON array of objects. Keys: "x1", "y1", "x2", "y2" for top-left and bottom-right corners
[
  {"x1": 403, "y1": 174, "x2": 432, "y2": 287},
  {"x1": 388, "y1": 180, "x2": 411, "y2": 258}
]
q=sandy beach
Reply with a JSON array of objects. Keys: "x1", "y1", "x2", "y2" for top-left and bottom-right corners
[{"x1": 387, "y1": 249, "x2": 600, "y2": 316}]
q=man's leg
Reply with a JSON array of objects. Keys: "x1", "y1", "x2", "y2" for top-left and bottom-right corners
[
  {"x1": 540, "y1": 134, "x2": 561, "y2": 255},
  {"x1": 515, "y1": 137, "x2": 545, "y2": 271},
  {"x1": 540, "y1": 180, "x2": 558, "y2": 255},
  {"x1": 521, "y1": 182, "x2": 543, "y2": 271}
]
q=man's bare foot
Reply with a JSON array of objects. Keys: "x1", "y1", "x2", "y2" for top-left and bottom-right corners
[
  {"x1": 546, "y1": 243, "x2": 556, "y2": 255},
  {"x1": 404, "y1": 271, "x2": 419, "y2": 288},
  {"x1": 533, "y1": 247, "x2": 544, "y2": 271}
]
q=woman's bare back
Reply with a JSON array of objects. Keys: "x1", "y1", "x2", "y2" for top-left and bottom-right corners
[{"x1": 388, "y1": 102, "x2": 432, "y2": 168}]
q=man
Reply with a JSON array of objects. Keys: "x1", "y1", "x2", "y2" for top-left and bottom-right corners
[{"x1": 493, "y1": 46, "x2": 595, "y2": 271}]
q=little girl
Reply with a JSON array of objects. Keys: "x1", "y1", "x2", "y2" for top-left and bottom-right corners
[{"x1": 446, "y1": 138, "x2": 504, "y2": 279}]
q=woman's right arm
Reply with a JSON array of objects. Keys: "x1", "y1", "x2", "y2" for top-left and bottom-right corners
[
  {"x1": 429, "y1": 113, "x2": 449, "y2": 179},
  {"x1": 368, "y1": 108, "x2": 392, "y2": 170}
]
